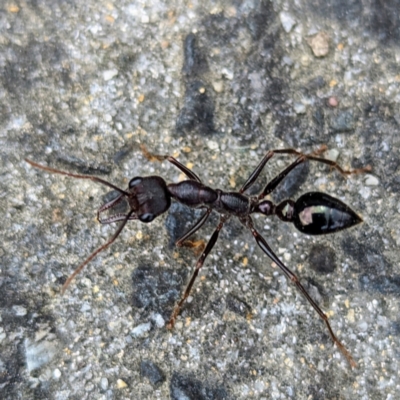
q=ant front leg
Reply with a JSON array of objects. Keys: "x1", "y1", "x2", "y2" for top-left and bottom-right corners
[
  {"x1": 167, "y1": 215, "x2": 229, "y2": 329},
  {"x1": 61, "y1": 209, "x2": 135, "y2": 294},
  {"x1": 140, "y1": 144, "x2": 202, "y2": 182},
  {"x1": 25, "y1": 158, "x2": 137, "y2": 293},
  {"x1": 175, "y1": 208, "x2": 212, "y2": 247}
]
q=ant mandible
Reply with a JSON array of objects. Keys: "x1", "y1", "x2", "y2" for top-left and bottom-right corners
[{"x1": 25, "y1": 145, "x2": 371, "y2": 368}]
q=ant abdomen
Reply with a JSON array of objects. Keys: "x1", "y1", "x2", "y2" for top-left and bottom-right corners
[{"x1": 292, "y1": 192, "x2": 362, "y2": 235}]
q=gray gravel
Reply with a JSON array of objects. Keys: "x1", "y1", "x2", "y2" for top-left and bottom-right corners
[{"x1": 1, "y1": 1, "x2": 400, "y2": 399}]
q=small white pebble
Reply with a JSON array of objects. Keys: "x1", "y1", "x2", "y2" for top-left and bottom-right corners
[
  {"x1": 282, "y1": 56, "x2": 293, "y2": 66},
  {"x1": 324, "y1": 149, "x2": 339, "y2": 162},
  {"x1": 365, "y1": 175, "x2": 379, "y2": 186},
  {"x1": 103, "y1": 69, "x2": 118, "y2": 81},
  {"x1": 81, "y1": 277, "x2": 92, "y2": 288},
  {"x1": 175, "y1": 321, "x2": 183, "y2": 330},
  {"x1": 100, "y1": 377, "x2": 109, "y2": 390},
  {"x1": 359, "y1": 186, "x2": 371, "y2": 199},
  {"x1": 12, "y1": 305, "x2": 27, "y2": 316},
  {"x1": 141, "y1": 14, "x2": 150, "y2": 24},
  {"x1": 131, "y1": 322, "x2": 151, "y2": 337},
  {"x1": 279, "y1": 12, "x2": 296, "y2": 33},
  {"x1": 221, "y1": 68, "x2": 234, "y2": 80},
  {"x1": 53, "y1": 368, "x2": 61, "y2": 380},
  {"x1": 294, "y1": 103, "x2": 306, "y2": 114},
  {"x1": 152, "y1": 313, "x2": 165, "y2": 328},
  {"x1": 357, "y1": 321, "x2": 369, "y2": 332},
  {"x1": 207, "y1": 140, "x2": 219, "y2": 150}
]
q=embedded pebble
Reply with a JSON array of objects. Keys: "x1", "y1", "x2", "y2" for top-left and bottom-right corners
[
  {"x1": 103, "y1": 69, "x2": 118, "y2": 81},
  {"x1": 294, "y1": 103, "x2": 306, "y2": 114},
  {"x1": 25, "y1": 339, "x2": 58, "y2": 372},
  {"x1": 307, "y1": 31, "x2": 330, "y2": 57},
  {"x1": 358, "y1": 321, "x2": 369, "y2": 332},
  {"x1": 221, "y1": 68, "x2": 234, "y2": 80},
  {"x1": 207, "y1": 140, "x2": 219, "y2": 150},
  {"x1": 347, "y1": 308, "x2": 355, "y2": 323},
  {"x1": 324, "y1": 148, "x2": 339, "y2": 162},
  {"x1": 327, "y1": 96, "x2": 339, "y2": 107},
  {"x1": 152, "y1": 313, "x2": 165, "y2": 328},
  {"x1": 116, "y1": 378, "x2": 128, "y2": 389},
  {"x1": 279, "y1": 12, "x2": 296, "y2": 33},
  {"x1": 53, "y1": 368, "x2": 61, "y2": 380},
  {"x1": 12, "y1": 305, "x2": 27, "y2": 316},
  {"x1": 100, "y1": 377, "x2": 109, "y2": 390},
  {"x1": 365, "y1": 175, "x2": 379, "y2": 186},
  {"x1": 212, "y1": 80, "x2": 224, "y2": 93},
  {"x1": 131, "y1": 322, "x2": 151, "y2": 337}
]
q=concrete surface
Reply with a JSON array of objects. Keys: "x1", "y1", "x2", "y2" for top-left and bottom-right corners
[{"x1": 1, "y1": 1, "x2": 399, "y2": 399}]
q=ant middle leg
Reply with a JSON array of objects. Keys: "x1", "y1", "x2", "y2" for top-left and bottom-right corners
[
  {"x1": 167, "y1": 215, "x2": 229, "y2": 329},
  {"x1": 140, "y1": 144, "x2": 202, "y2": 182}
]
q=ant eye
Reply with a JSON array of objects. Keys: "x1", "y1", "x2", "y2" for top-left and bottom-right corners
[
  {"x1": 139, "y1": 213, "x2": 155, "y2": 223},
  {"x1": 129, "y1": 177, "x2": 142, "y2": 188}
]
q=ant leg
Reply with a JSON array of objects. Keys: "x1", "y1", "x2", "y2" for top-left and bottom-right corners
[
  {"x1": 98, "y1": 214, "x2": 138, "y2": 224},
  {"x1": 240, "y1": 147, "x2": 371, "y2": 194},
  {"x1": 140, "y1": 144, "x2": 202, "y2": 182},
  {"x1": 270, "y1": 147, "x2": 372, "y2": 177},
  {"x1": 258, "y1": 155, "x2": 306, "y2": 199},
  {"x1": 175, "y1": 208, "x2": 212, "y2": 247},
  {"x1": 61, "y1": 210, "x2": 135, "y2": 294},
  {"x1": 240, "y1": 151, "x2": 275, "y2": 193},
  {"x1": 167, "y1": 215, "x2": 229, "y2": 329},
  {"x1": 240, "y1": 148, "x2": 310, "y2": 193},
  {"x1": 258, "y1": 153, "x2": 372, "y2": 200},
  {"x1": 25, "y1": 159, "x2": 129, "y2": 195},
  {"x1": 97, "y1": 193, "x2": 125, "y2": 222},
  {"x1": 243, "y1": 216, "x2": 356, "y2": 368}
]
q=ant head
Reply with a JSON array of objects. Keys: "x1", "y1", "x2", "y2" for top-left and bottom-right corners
[{"x1": 127, "y1": 176, "x2": 171, "y2": 223}]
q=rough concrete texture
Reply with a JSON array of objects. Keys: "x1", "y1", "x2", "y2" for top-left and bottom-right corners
[{"x1": 1, "y1": 1, "x2": 399, "y2": 399}]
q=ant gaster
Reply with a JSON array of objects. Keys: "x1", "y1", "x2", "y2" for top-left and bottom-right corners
[{"x1": 26, "y1": 145, "x2": 371, "y2": 368}]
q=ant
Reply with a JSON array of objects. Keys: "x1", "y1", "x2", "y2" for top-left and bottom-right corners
[{"x1": 25, "y1": 145, "x2": 371, "y2": 368}]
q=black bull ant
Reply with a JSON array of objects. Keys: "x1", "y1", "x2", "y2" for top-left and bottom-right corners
[{"x1": 26, "y1": 145, "x2": 371, "y2": 367}]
